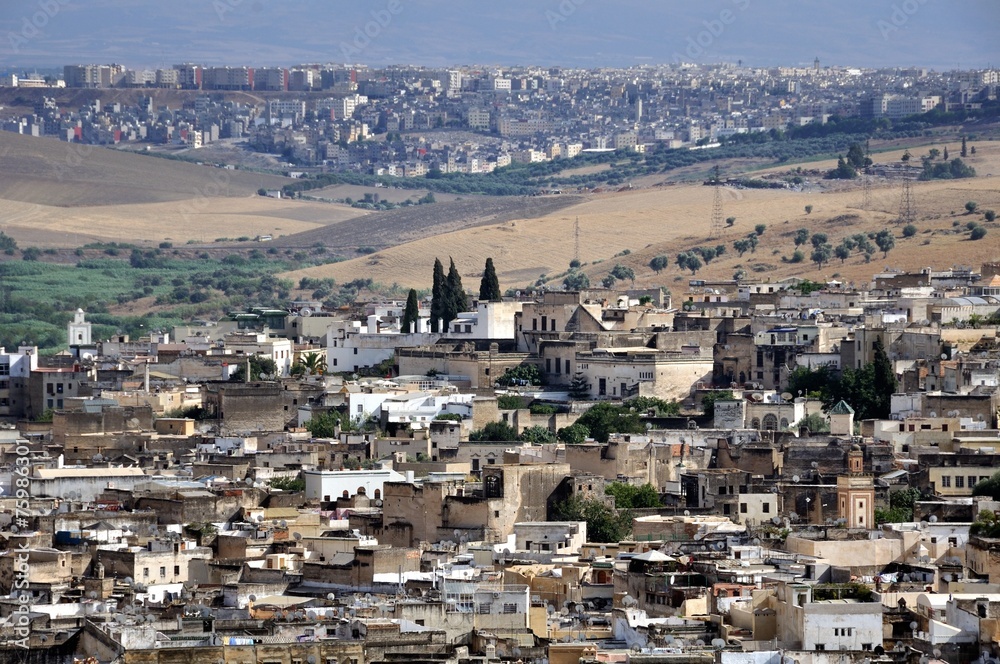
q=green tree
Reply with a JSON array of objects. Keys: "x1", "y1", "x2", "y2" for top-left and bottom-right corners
[
  {"x1": 973, "y1": 472, "x2": 1000, "y2": 500},
  {"x1": 497, "y1": 394, "x2": 526, "y2": 410},
  {"x1": 627, "y1": 396, "x2": 681, "y2": 417},
  {"x1": 846, "y1": 142, "x2": 869, "y2": 169},
  {"x1": 557, "y1": 422, "x2": 590, "y2": 444},
  {"x1": 805, "y1": 205, "x2": 813, "y2": 214},
  {"x1": 519, "y1": 425, "x2": 556, "y2": 444},
  {"x1": 402, "y1": 288, "x2": 420, "y2": 333},
  {"x1": 875, "y1": 230, "x2": 895, "y2": 257},
  {"x1": 833, "y1": 244, "x2": 850, "y2": 264},
  {"x1": 305, "y1": 410, "x2": 342, "y2": 437},
  {"x1": 902, "y1": 224, "x2": 917, "y2": 238},
  {"x1": 553, "y1": 496, "x2": 631, "y2": 543},
  {"x1": 733, "y1": 239, "x2": 751, "y2": 257},
  {"x1": 725, "y1": 216, "x2": 736, "y2": 227},
  {"x1": 563, "y1": 270, "x2": 591, "y2": 290},
  {"x1": 469, "y1": 420, "x2": 519, "y2": 441},
  {"x1": 826, "y1": 156, "x2": 858, "y2": 180},
  {"x1": 610, "y1": 263, "x2": 636, "y2": 285},
  {"x1": 971, "y1": 225, "x2": 987, "y2": 240},
  {"x1": 443, "y1": 258, "x2": 468, "y2": 331},
  {"x1": 575, "y1": 402, "x2": 645, "y2": 443},
  {"x1": 606, "y1": 482, "x2": 662, "y2": 509},
  {"x1": 961, "y1": 135, "x2": 968, "y2": 158},
  {"x1": 601, "y1": 275, "x2": 617, "y2": 289},
  {"x1": 430, "y1": 258, "x2": 446, "y2": 333},
  {"x1": 230, "y1": 355, "x2": 279, "y2": 381},
  {"x1": 984, "y1": 210, "x2": 997, "y2": 222},
  {"x1": 270, "y1": 476, "x2": 306, "y2": 492},
  {"x1": 793, "y1": 228, "x2": 811, "y2": 247},
  {"x1": 701, "y1": 390, "x2": 735, "y2": 418},
  {"x1": 754, "y1": 223, "x2": 767, "y2": 236},
  {"x1": 810, "y1": 233, "x2": 828, "y2": 248},
  {"x1": 811, "y1": 243, "x2": 833, "y2": 268},
  {"x1": 795, "y1": 412, "x2": 829, "y2": 433},
  {"x1": 569, "y1": 372, "x2": 589, "y2": 399},
  {"x1": 649, "y1": 255, "x2": 669, "y2": 274},
  {"x1": 479, "y1": 257, "x2": 502, "y2": 302},
  {"x1": 291, "y1": 351, "x2": 327, "y2": 377},
  {"x1": 966, "y1": 201, "x2": 979, "y2": 214}
]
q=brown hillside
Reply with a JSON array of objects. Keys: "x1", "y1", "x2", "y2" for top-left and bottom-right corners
[{"x1": 283, "y1": 142, "x2": 1000, "y2": 292}]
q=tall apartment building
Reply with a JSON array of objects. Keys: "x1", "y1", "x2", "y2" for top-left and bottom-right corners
[
  {"x1": 254, "y1": 67, "x2": 288, "y2": 91},
  {"x1": 63, "y1": 64, "x2": 125, "y2": 88},
  {"x1": 173, "y1": 64, "x2": 202, "y2": 89},
  {"x1": 202, "y1": 67, "x2": 253, "y2": 91}
]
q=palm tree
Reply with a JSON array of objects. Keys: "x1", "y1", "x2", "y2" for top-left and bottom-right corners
[{"x1": 292, "y1": 351, "x2": 327, "y2": 376}]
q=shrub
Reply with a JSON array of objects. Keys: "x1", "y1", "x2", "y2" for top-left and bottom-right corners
[
  {"x1": 971, "y1": 225, "x2": 987, "y2": 240},
  {"x1": 902, "y1": 224, "x2": 917, "y2": 237}
]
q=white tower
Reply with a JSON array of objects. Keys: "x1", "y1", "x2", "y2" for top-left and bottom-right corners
[{"x1": 68, "y1": 308, "x2": 92, "y2": 346}]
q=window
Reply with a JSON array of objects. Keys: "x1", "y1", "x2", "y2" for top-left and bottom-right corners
[
  {"x1": 532, "y1": 318, "x2": 537, "y2": 331},
  {"x1": 143, "y1": 567, "x2": 149, "y2": 578},
  {"x1": 740, "y1": 503, "x2": 748, "y2": 514},
  {"x1": 815, "y1": 644, "x2": 825, "y2": 651},
  {"x1": 159, "y1": 566, "x2": 166, "y2": 578},
  {"x1": 941, "y1": 475, "x2": 951, "y2": 488},
  {"x1": 969, "y1": 476, "x2": 979, "y2": 489},
  {"x1": 0, "y1": 363, "x2": 9, "y2": 376},
  {"x1": 862, "y1": 644, "x2": 872, "y2": 651},
  {"x1": 174, "y1": 565, "x2": 180, "y2": 576},
  {"x1": 955, "y1": 476, "x2": 964, "y2": 488},
  {"x1": 762, "y1": 502, "x2": 771, "y2": 513},
  {"x1": 353, "y1": 348, "x2": 358, "y2": 355},
  {"x1": 503, "y1": 603, "x2": 517, "y2": 614},
  {"x1": 546, "y1": 358, "x2": 552, "y2": 372},
  {"x1": 478, "y1": 603, "x2": 491, "y2": 614}
]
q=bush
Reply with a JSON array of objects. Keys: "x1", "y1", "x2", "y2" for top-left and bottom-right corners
[
  {"x1": 971, "y1": 225, "x2": 988, "y2": 240},
  {"x1": 469, "y1": 421, "x2": 519, "y2": 442},
  {"x1": 902, "y1": 224, "x2": 917, "y2": 237},
  {"x1": 21, "y1": 247, "x2": 41, "y2": 261},
  {"x1": 985, "y1": 210, "x2": 997, "y2": 222},
  {"x1": 496, "y1": 394, "x2": 526, "y2": 410}
]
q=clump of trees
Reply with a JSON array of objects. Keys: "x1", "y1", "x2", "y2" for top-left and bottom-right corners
[
  {"x1": 787, "y1": 337, "x2": 896, "y2": 421},
  {"x1": 430, "y1": 257, "x2": 469, "y2": 332}
]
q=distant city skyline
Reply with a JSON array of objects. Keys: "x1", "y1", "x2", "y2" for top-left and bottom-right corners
[{"x1": 1, "y1": 0, "x2": 998, "y2": 71}]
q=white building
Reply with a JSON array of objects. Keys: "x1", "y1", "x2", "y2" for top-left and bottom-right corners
[
  {"x1": 30, "y1": 467, "x2": 148, "y2": 503},
  {"x1": 302, "y1": 467, "x2": 406, "y2": 502},
  {"x1": 774, "y1": 582, "x2": 883, "y2": 651}
]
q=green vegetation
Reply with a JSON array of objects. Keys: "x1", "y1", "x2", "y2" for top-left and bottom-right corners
[
  {"x1": 304, "y1": 410, "x2": 343, "y2": 438},
  {"x1": 795, "y1": 412, "x2": 830, "y2": 433},
  {"x1": 874, "y1": 487, "x2": 922, "y2": 524},
  {"x1": 553, "y1": 496, "x2": 632, "y2": 542},
  {"x1": 701, "y1": 390, "x2": 735, "y2": 418},
  {"x1": 229, "y1": 355, "x2": 278, "y2": 382},
  {"x1": 402, "y1": 289, "x2": 420, "y2": 333},
  {"x1": 972, "y1": 472, "x2": 1000, "y2": 501},
  {"x1": 971, "y1": 225, "x2": 988, "y2": 240},
  {"x1": 627, "y1": 396, "x2": 681, "y2": 417},
  {"x1": 270, "y1": 476, "x2": 306, "y2": 492},
  {"x1": 919, "y1": 158, "x2": 976, "y2": 181},
  {"x1": 606, "y1": 482, "x2": 662, "y2": 509},
  {"x1": 496, "y1": 364, "x2": 542, "y2": 387},
  {"x1": 479, "y1": 257, "x2": 502, "y2": 302},
  {"x1": 971, "y1": 510, "x2": 1000, "y2": 538},
  {"x1": 574, "y1": 402, "x2": 645, "y2": 443},
  {"x1": 497, "y1": 394, "x2": 527, "y2": 410},
  {"x1": 557, "y1": 423, "x2": 590, "y2": 444},
  {"x1": 469, "y1": 421, "x2": 520, "y2": 442},
  {"x1": 434, "y1": 413, "x2": 463, "y2": 422},
  {"x1": 790, "y1": 337, "x2": 896, "y2": 420}
]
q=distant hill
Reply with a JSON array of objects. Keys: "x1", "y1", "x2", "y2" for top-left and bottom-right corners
[{"x1": 0, "y1": 131, "x2": 287, "y2": 207}]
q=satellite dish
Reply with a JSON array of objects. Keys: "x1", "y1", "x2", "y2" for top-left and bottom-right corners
[
  {"x1": 293, "y1": 532, "x2": 302, "y2": 540},
  {"x1": 712, "y1": 638, "x2": 726, "y2": 649},
  {"x1": 929, "y1": 411, "x2": 937, "y2": 418},
  {"x1": 781, "y1": 392, "x2": 793, "y2": 401},
  {"x1": 248, "y1": 594, "x2": 257, "y2": 602},
  {"x1": 792, "y1": 475, "x2": 800, "y2": 483},
  {"x1": 941, "y1": 353, "x2": 949, "y2": 359},
  {"x1": 929, "y1": 515, "x2": 938, "y2": 523},
  {"x1": 300, "y1": 308, "x2": 313, "y2": 317}
]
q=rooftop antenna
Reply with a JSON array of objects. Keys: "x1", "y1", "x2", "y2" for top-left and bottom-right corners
[{"x1": 711, "y1": 164, "x2": 724, "y2": 239}]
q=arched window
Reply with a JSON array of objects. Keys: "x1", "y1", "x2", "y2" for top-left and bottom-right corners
[
  {"x1": 373, "y1": 489, "x2": 381, "y2": 500},
  {"x1": 750, "y1": 418, "x2": 761, "y2": 429},
  {"x1": 779, "y1": 418, "x2": 789, "y2": 430},
  {"x1": 342, "y1": 490, "x2": 349, "y2": 498},
  {"x1": 762, "y1": 414, "x2": 778, "y2": 431}
]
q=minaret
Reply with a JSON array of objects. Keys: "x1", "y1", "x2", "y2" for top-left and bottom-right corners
[
  {"x1": 837, "y1": 442, "x2": 875, "y2": 528},
  {"x1": 67, "y1": 308, "x2": 92, "y2": 346}
]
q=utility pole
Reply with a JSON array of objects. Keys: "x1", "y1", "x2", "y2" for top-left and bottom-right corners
[
  {"x1": 860, "y1": 140, "x2": 872, "y2": 211},
  {"x1": 574, "y1": 217, "x2": 580, "y2": 265},
  {"x1": 711, "y1": 164, "x2": 724, "y2": 238},
  {"x1": 898, "y1": 167, "x2": 916, "y2": 225}
]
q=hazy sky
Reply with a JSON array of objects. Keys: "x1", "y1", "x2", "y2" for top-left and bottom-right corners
[{"x1": 2, "y1": 0, "x2": 998, "y2": 71}]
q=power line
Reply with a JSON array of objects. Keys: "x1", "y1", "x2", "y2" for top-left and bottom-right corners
[
  {"x1": 898, "y1": 163, "x2": 916, "y2": 225},
  {"x1": 711, "y1": 164, "x2": 724, "y2": 238}
]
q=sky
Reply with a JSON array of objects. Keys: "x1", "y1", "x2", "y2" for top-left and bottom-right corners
[{"x1": 1, "y1": 0, "x2": 998, "y2": 72}]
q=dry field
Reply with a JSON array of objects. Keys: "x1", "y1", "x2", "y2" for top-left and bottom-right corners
[
  {"x1": 284, "y1": 140, "x2": 1000, "y2": 291},
  {"x1": 0, "y1": 131, "x2": 368, "y2": 246}
]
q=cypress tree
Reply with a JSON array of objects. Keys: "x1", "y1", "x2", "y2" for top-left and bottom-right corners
[
  {"x1": 444, "y1": 258, "x2": 468, "y2": 331},
  {"x1": 402, "y1": 289, "x2": 419, "y2": 333},
  {"x1": 430, "y1": 258, "x2": 445, "y2": 333},
  {"x1": 479, "y1": 257, "x2": 502, "y2": 302},
  {"x1": 871, "y1": 336, "x2": 896, "y2": 419}
]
